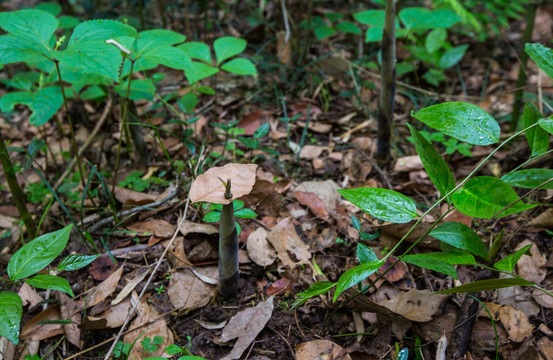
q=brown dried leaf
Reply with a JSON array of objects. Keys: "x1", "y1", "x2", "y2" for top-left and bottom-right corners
[
  {"x1": 266, "y1": 278, "x2": 294, "y2": 296},
  {"x1": 167, "y1": 268, "x2": 217, "y2": 310},
  {"x1": 127, "y1": 218, "x2": 176, "y2": 238},
  {"x1": 237, "y1": 110, "x2": 270, "y2": 136},
  {"x1": 276, "y1": 31, "x2": 292, "y2": 65},
  {"x1": 516, "y1": 239, "x2": 547, "y2": 283},
  {"x1": 162, "y1": 238, "x2": 193, "y2": 268},
  {"x1": 526, "y1": 208, "x2": 553, "y2": 228},
  {"x1": 296, "y1": 340, "x2": 352, "y2": 360},
  {"x1": 98, "y1": 298, "x2": 132, "y2": 328},
  {"x1": 21, "y1": 305, "x2": 64, "y2": 341},
  {"x1": 114, "y1": 186, "x2": 156, "y2": 204},
  {"x1": 375, "y1": 289, "x2": 448, "y2": 322},
  {"x1": 294, "y1": 180, "x2": 340, "y2": 215},
  {"x1": 178, "y1": 220, "x2": 218, "y2": 237},
  {"x1": 220, "y1": 296, "x2": 274, "y2": 360},
  {"x1": 58, "y1": 292, "x2": 83, "y2": 349},
  {"x1": 190, "y1": 163, "x2": 257, "y2": 204},
  {"x1": 393, "y1": 155, "x2": 424, "y2": 172},
  {"x1": 18, "y1": 283, "x2": 43, "y2": 308},
  {"x1": 246, "y1": 228, "x2": 277, "y2": 267},
  {"x1": 87, "y1": 265, "x2": 124, "y2": 307},
  {"x1": 538, "y1": 337, "x2": 553, "y2": 360},
  {"x1": 291, "y1": 191, "x2": 329, "y2": 221},
  {"x1": 266, "y1": 218, "x2": 311, "y2": 271},
  {"x1": 481, "y1": 302, "x2": 534, "y2": 342},
  {"x1": 88, "y1": 254, "x2": 118, "y2": 281},
  {"x1": 298, "y1": 145, "x2": 325, "y2": 159}
]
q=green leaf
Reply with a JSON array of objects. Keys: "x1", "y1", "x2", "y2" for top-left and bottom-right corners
[
  {"x1": 67, "y1": 19, "x2": 137, "y2": 45},
  {"x1": 334, "y1": 259, "x2": 384, "y2": 301},
  {"x1": 57, "y1": 254, "x2": 100, "y2": 271},
  {"x1": 353, "y1": 10, "x2": 386, "y2": 27},
  {"x1": 314, "y1": 26, "x2": 336, "y2": 39},
  {"x1": 214, "y1": 37, "x2": 246, "y2": 65},
  {"x1": 80, "y1": 85, "x2": 107, "y2": 100},
  {"x1": 412, "y1": 102, "x2": 500, "y2": 145},
  {"x1": 501, "y1": 169, "x2": 553, "y2": 190},
  {"x1": 221, "y1": 58, "x2": 257, "y2": 76},
  {"x1": 114, "y1": 79, "x2": 156, "y2": 101},
  {"x1": 253, "y1": 123, "x2": 270, "y2": 138},
  {"x1": 365, "y1": 26, "x2": 384, "y2": 42},
  {"x1": 234, "y1": 208, "x2": 257, "y2": 218},
  {"x1": 7, "y1": 224, "x2": 72, "y2": 280},
  {"x1": 59, "y1": 40, "x2": 124, "y2": 82},
  {"x1": 338, "y1": 187, "x2": 418, "y2": 223},
  {"x1": 35, "y1": 2, "x2": 62, "y2": 16},
  {"x1": 431, "y1": 222, "x2": 490, "y2": 260},
  {"x1": 407, "y1": 124, "x2": 455, "y2": 201},
  {"x1": 336, "y1": 21, "x2": 361, "y2": 35},
  {"x1": 0, "y1": 9, "x2": 58, "y2": 43},
  {"x1": 434, "y1": 277, "x2": 534, "y2": 294},
  {"x1": 202, "y1": 211, "x2": 221, "y2": 223},
  {"x1": 525, "y1": 43, "x2": 553, "y2": 80},
  {"x1": 185, "y1": 61, "x2": 219, "y2": 84},
  {"x1": 58, "y1": 16, "x2": 80, "y2": 30},
  {"x1": 178, "y1": 42, "x2": 212, "y2": 63},
  {"x1": 403, "y1": 250, "x2": 476, "y2": 279},
  {"x1": 438, "y1": 44, "x2": 468, "y2": 69},
  {"x1": 493, "y1": 244, "x2": 532, "y2": 272},
  {"x1": 296, "y1": 281, "x2": 336, "y2": 298},
  {"x1": 399, "y1": 7, "x2": 461, "y2": 30},
  {"x1": 425, "y1": 28, "x2": 446, "y2": 53},
  {"x1": 196, "y1": 86, "x2": 215, "y2": 95},
  {"x1": 0, "y1": 87, "x2": 63, "y2": 126},
  {"x1": 452, "y1": 176, "x2": 538, "y2": 219},
  {"x1": 142, "y1": 46, "x2": 191, "y2": 71},
  {"x1": 357, "y1": 243, "x2": 378, "y2": 264},
  {"x1": 0, "y1": 291, "x2": 22, "y2": 345},
  {"x1": 134, "y1": 29, "x2": 185, "y2": 53},
  {"x1": 0, "y1": 32, "x2": 54, "y2": 65},
  {"x1": 25, "y1": 274, "x2": 74, "y2": 296},
  {"x1": 523, "y1": 102, "x2": 548, "y2": 156},
  {"x1": 538, "y1": 117, "x2": 553, "y2": 135},
  {"x1": 179, "y1": 92, "x2": 198, "y2": 112}
]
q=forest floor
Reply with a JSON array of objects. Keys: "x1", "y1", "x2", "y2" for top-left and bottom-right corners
[{"x1": 1, "y1": 1, "x2": 553, "y2": 360}]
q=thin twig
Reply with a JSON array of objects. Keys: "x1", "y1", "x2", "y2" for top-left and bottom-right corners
[{"x1": 102, "y1": 145, "x2": 205, "y2": 360}]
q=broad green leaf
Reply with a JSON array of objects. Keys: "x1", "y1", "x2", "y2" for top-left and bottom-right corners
[
  {"x1": 435, "y1": 277, "x2": 534, "y2": 294},
  {"x1": 403, "y1": 250, "x2": 476, "y2": 279},
  {"x1": 178, "y1": 42, "x2": 212, "y2": 63},
  {"x1": 179, "y1": 92, "x2": 198, "y2": 112},
  {"x1": 399, "y1": 7, "x2": 460, "y2": 30},
  {"x1": 7, "y1": 224, "x2": 72, "y2": 280},
  {"x1": 452, "y1": 176, "x2": 538, "y2": 219},
  {"x1": 353, "y1": 10, "x2": 386, "y2": 27},
  {"x1": 314, "y1": 26, "x2": 336, "y2": 39},
  {"x1": 0, "y1": 291, "x2": 22, "y2": 345},
  {"x1": 80, "y1": 85, "x2": 107, "y2": 100},
  {"x1": 425, "y1": 28, "x2": 446, "y2": 53},
  {"x1": 357, "y1": 243, "x2": 378, "y2": 264},
  {"x1": 58, "y1": 15, "x2": 80, "y2": 30},
  {"x1": 0, "y1": 9, "x2": 58, "y2": 43},
  {"x1": 134, "y1": 29, "x2": 185, "y2": 54},
  {"x1": 68, "y1": 19, "x2": 137, "y2": 45},
  {"x1": 296, "y1": 281, "x2": 336, "y2": 299},
  {"x1": 439, "y1": 44, "x2": 468, "y2": 69},
  {"x1": 59, "y1": 40, "x2": 124, "y2": 82},
  {"x1": 431, "y1": 222, "x2": 490, "y2": 260},
  {"x1": 253, "y1": 123, "x2": 270, "y2": 138},
  {"x1": 501, "y1": 169, "x2": 553, "y2": 190},
  {"x1": 523, "y1": 102, "x2": 548, "y2": 156},
  {"x1": 333, "y1": 259, "x2": 384, "y2": 301},
  {"x1": 35, "y1": 2, "x2": 62, "y2": 16},
  {"x1": 365, "y1": 26, "x2": 384, "y2": 42},
  {"x1": 407, "y1": 124, "x2": 455, "y2": 201},
  {"x1": 114, "y1": 79, "x2": 155, "y2": 101},
  {"x1": 58, "y1": 254, "x2": 100, "y2": 271},
  {"x1": 0, "y1": 87, "x2": 63, "y2": 126},
  {"x1": 538, "y1": 117, "x2": 553, "y2": 135},
  {"x1": 221, "y1": 58, "x2": 257, "y2": 76},
  {"x1": 0, "y1": 32, "x2": 54, "y2": 64},
  {"x1": 196, "y1": 86, "x2": 215, "y2": 95},
  {"x1": 338, "y1": 187, "x2": 418, "y2": 223},
  {"x1": 336, "y1": 21, "x2": 361, "y2": 35},
  {"x1": 412, "y1": 102, "x2": 500, "y2": 145},
  {"x1": 202, "y1": 211, "x2": 221, "y2": 223},
  {"x1": 142, "y1": 46, "x2": 191, "y2": 71},
  {"x1": 234, "y1": 208, "x2": 257, "y2": 218},
  {"x1": 25, "y1": 274, "x2": 74, "y2": 296},
  {"x1": 525, "y1": 43, "x2": 553, "y2": 80},
  {"x1": 493, "y1": 244, "x2": 532, "y2": 272},
  {"x1": 185, "y1": 61, "x2": 219, "y2": 84},
  {"x1": 214, "y1": 37, "x2": 246, "y2": 65}
]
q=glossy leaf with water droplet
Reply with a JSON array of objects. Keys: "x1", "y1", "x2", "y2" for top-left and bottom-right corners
[
  {"x1": 501, "y1": 169, "x2": 553, "y2": 190},
  {"x1": 338, "y1": 188, "x2": 418, "y2": 223},
  {"x1": 431, "y1": 222, "x2": 490, "y2": 260},
  {"x1": 334, "y1": 259, "x2": 384, "y2": 301},
  {"x1": 0, "y1": 291, "x2": 23, "y2": 345},
  {"x1": 412, "y1": 102, "x2": 500, "y2": 145},
  {"x1": 525, "y1": 43, "x2": 553, "y2": 80},
  {"x1": 8, "y1": 224, "x2": 73, "y2": 280},
  {"x1": 25, "y1": 274, "x2": 75, "y2": 296},
  {"x1": 538, "y1": 117, "x2": 553, "y2": 135}
]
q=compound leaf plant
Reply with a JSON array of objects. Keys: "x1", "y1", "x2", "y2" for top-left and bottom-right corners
[
  {"x1": 296, "y1": 42, "x2": 553, "y2": 307},
  {"x1": 0, "y1": 224, "x2": 99, "y2": 344}
]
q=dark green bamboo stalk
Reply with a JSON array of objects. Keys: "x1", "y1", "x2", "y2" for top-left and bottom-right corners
[
  {"x1": 376, "y1": 0, "x2": 397, "y2": 164},
  {"x1": 0, "y1": 131, "x2": 37, "y2": 241},
  {"x1": 510, "y1": 2, "x2": 537, "y2": 132},
  {"x1": 219, "y1": 180, "x2": 238, "y2": 298}
]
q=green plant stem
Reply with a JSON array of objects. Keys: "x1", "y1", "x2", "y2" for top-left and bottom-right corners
[
  {"x1": 54, "y1": 59, "x2": 87, "y2": 194},
  {"x1": 510, "y1": 2, "x2": 537, "y2": 132},
  {"x1": 219, "y1": 182, "x2": 238, "y2": 298},
  {"x1": 0, "y1": 131, "x2": 37, "y2": 241}
]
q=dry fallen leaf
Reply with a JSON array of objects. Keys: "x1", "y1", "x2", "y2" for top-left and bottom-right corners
[
  {"x1": 18, "y1": 283, "x2": 43, "y2": 308},
  {"x1": 378, "y1": 289, "x2": 449, "y2": 322},
  {"x1": 291, "y1": 191, "x2": 330, "y2": 221},
  {"x1": 87, "y1": 265, "x2": 124, "y2": 307},
  {"x1": 58, "y1": 292, "x2": 83, "y2": 349},
  {"x1": 266, "y1": 218, "x2": 311, "y2": 271},
  {"x1": 127, "y1": 218, "x2": 176, "y2": 238},
  {"x1": 246, "y1": 228, "x2": 277, "y2": 267},
  {"x1": 481, "y1": 302, "x2": 534, "y2": 342},
  {"x1": 190, "y1": 163, "x2": 257, "y2": 204},
  {"x1": 516, "y1": 239, "x2": 547, "y2": 284},
  {"x1": 178, "y1": 219, "x2": 218, "y2": 237},
  {"x1": 295, "y1": 340, "x2": 352, "y2": 360},
  {"x1": 20, "y1": 305, "x2": 64, "y2": 341},
  {"x1": 237, "y1": 110, "x2": 270, "y2": 135},
  {"x1": 88, "y1": 254, "x2": 118, "y2": 281},
  {"x1": 299, "y1": 145, "x2": 325, "y2": 159},
  {"x1": 220, "y1": 296, "x2": 274, "y2": 360},
  {"x1": 168, "y1": 267, "x2": 217, "y2": 310},
  {"x1": 294, "y1": 180, "x2": 340, "y2": 216},
  {"x1": 98, "y1": 298, "x2": 132, "y2": 328},
  {"x1": 393, "y1": 155, "x2": 424, "y2": 172},
  {"x1": 538, "y1": 337, "x2": 553, "y2": 360}
]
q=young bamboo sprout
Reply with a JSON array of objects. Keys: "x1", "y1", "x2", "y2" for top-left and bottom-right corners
[{"x1": 189, "y1": 163, "x2": 257, "y2": 298}]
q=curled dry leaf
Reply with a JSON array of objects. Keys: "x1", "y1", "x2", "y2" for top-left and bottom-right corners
[
  {"x1": 296, "y1": 340, "x2": 352, "y2": 360},
  {"x1": 246, "y1": 228, "x2": 277, "y2": 267},
  {"x1": 220, "y1": 296, "x2": 274, "y2": 360},
  {"x1": 20, "y1": 305, "x2": 64, "y2": 341},
  {"x1": 190, "y1": 163, "x2": 258, "y2": 204},
  {"x1": 266, "y1": 218, "x2": 311, "y2": 271}
]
